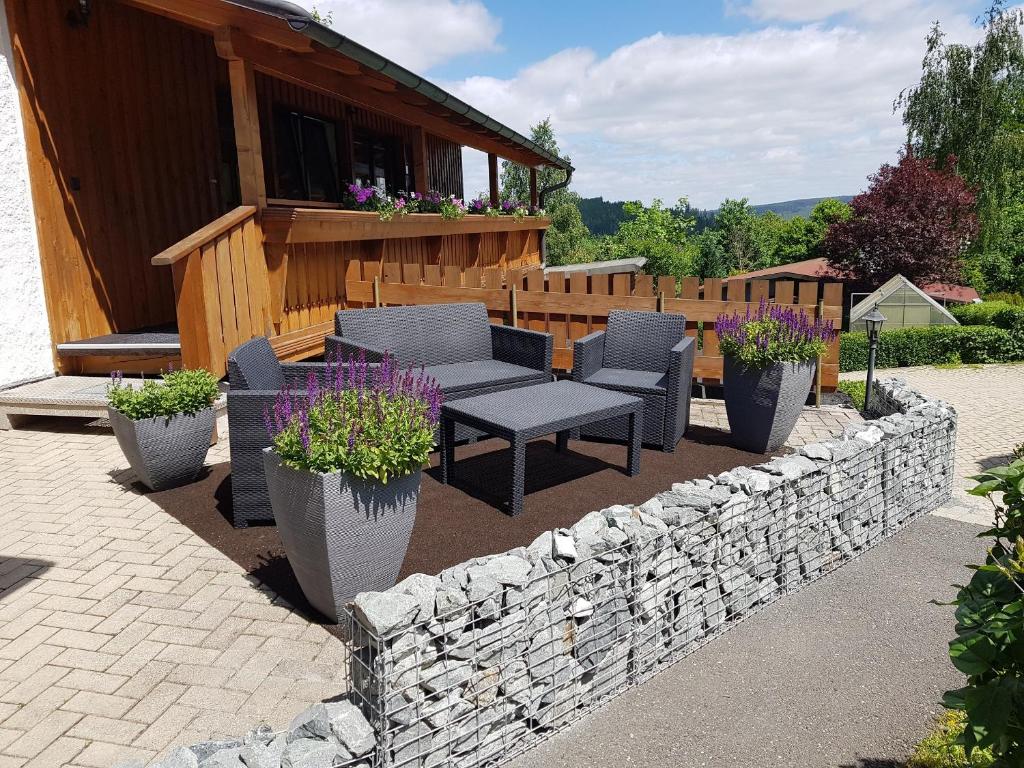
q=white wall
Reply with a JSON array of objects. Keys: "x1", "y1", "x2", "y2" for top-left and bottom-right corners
[{"x1": 0, "y1": 0, "x2": 53, "y2": 388}]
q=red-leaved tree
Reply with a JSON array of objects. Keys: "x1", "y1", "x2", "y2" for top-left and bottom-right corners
[{"x1": 825, "y1": 147, "x2": 978, "y2": 287}]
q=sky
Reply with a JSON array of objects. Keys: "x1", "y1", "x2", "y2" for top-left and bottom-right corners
[{"x1": 311, "y1": 0, "x2": 991, "y2": 208}]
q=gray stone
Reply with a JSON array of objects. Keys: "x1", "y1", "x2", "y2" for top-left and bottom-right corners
[
  {"x1": 528, "y1": 626, "x2": 569, "y2": 678},
  {"x1": 162, "y1": 748, "x2": 200, "y2": 768},
  {"x1": 658, "y1": 482, "x2": 731, "y2": 510},
  {"x1": 571, "y1": 597, "x2": 594, "y2": 619},
  {"x1": 553, "y1": 529, "x2": 577, "y2": 561},
  {"x1": 281, "y1": 739, "x2": 350, "y2": 768},
  {"x1": 353, "y1": 591, "x2": 420, "y2": 637},
  {"x1": 325, "y1": 700, "x2": 375, "y2": 757},
  {"x1": 200, "y1": 754, "x2": 245, "y2": 768},
  {"x1": 422, "y1": 659, "x2": 473, "y2": 693},
  {"x1": 573, "y1": 511, "x2": 609, "y2": 540},
  {"x1": 395, "y1": 572, "x2": 441, "y2": 622},
  {"x1": 190, "y1": 742, "x2": 242, "y2": 764},
  {"x1": 467, "y1": 554, "x2": 532, "y2": 587},
  {"x1": 238, "y1": 737, "x2": 285, "y2": 768},
  {"x1": 798, "y1": 442, "x2": 833, "y2": 462},
  {"x1": 762, "y1": 455, "x2": 818, "y2": 480}
]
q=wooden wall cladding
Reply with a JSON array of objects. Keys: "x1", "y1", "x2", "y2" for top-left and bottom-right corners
[{"x1": 7, "y1": 0, "x2": 226, "y2": 354}]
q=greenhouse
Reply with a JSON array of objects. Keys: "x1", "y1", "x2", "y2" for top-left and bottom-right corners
[{"x1": 848, "y1": 274, "x2": 960, "y2": 331}]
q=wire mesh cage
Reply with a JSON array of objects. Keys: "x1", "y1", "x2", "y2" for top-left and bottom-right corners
[{"x1": 341, "y1": 381, "x2": 956, "y2": 768}]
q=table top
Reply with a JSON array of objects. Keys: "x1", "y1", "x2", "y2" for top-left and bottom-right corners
[{"x1": 441, "y1": 380, "x2": 641, "y2": 435}]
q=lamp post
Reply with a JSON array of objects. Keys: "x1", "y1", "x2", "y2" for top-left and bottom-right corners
[{"x1": 862, "y1": 305, "x2": 886, "y2": 413}]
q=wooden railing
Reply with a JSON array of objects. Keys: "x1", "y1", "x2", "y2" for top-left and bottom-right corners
[
  {"x1": 151, "y1": 205, "x2": 272, "y2": 375},
  {"x1": 153, "y1": 206, "x2": 549, "y2": 375},
  {"x1": 344, "y1": 262, "x2": 844, "y2": 389}
]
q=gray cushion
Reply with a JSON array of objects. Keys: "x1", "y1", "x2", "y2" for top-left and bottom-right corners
[
  {"x1": 425, "y1": 360, "x2": 548, "y2": 394},
  {"x1": 334, "y1": 303, "x2": 493, "y2": 367},
  {"x1": 603, "y1": 310, "x2": 687, "y2": 373},
  {"x1": 584, "y1": 368, "x2": 667, "y2": 395}
]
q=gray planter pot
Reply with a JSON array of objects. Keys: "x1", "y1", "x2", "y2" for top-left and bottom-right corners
[
  {"x1": 722, "y1": 357, "x2": 815, "y2": 453},
  {"x1": 262, "y1": 449, "x2": 420, "y2": 623},
  {"x1": 107, "y1": 407, "x2": 214, "y2": 491}
]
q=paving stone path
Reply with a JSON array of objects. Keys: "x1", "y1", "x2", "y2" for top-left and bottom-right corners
[
  {"x1": 841, "y1": 364, "x2": 1024, "y2": 526},
  {"x1": 0, "y1": 365, "x2": 1014, "y2": 767}
]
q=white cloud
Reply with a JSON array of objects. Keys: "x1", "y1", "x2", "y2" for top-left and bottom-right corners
[
  {"x1": 445, "y1": 2, "x2": 982, "y2": 208},
  {"x1": 735, "y1": 0, "x2": 923, "y2": 23},
  {"x1": 310, "y1": 0, "x2": 500, "y2": 71}
]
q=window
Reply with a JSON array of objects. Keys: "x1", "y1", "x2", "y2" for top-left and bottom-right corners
[
  {"x1": 272, "y1": 108, "x2": 340, "y2": 203},
  {"x1": 352, "y1": 128, "x2": 415, "y2": 194}
]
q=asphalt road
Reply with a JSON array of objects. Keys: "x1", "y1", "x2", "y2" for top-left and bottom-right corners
[{"x1": 507, "y1": 514, "x2": 986, "y2": 768}]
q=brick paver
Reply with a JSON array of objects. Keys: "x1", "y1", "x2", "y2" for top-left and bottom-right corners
[
  {"x1": 0, "y1": 419, "x2": 350, "y2": 767},
  {"x1": 0, "y1": 379, "x2": 983, "y2": 767},
  {"x1": 842, "y1": 364, "x2": 1024, "y2": 526}
]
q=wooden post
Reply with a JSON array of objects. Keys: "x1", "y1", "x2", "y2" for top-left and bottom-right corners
[
  {"x1": 510, "y1": 285, "x2": 518, "y2": 328},
  {"x1": 225, "y1": 58, "x2": 266, "y2": 208},
  {"x1": 373, "y1": 276, "x2": 381, "y2": 308},
  {"x1": 412, "y1": 127, "x2": 429, "y2": 195},
  {"x1": 816, "y1": 299, "x2": 824, "y2": 407},
  {"x1": 488, "y1": 153, "x2": 499, "y2": 205},
  {"x1": 529, "y1": 169, "x2": 538, "y2": 209},
  {"x1": 657, "y1": 291, "x2": 665, "y2": 313}
]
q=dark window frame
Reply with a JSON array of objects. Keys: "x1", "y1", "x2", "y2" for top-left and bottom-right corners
[{"x1": 269, "y1": 105, "x2": 344, "y2": 203}]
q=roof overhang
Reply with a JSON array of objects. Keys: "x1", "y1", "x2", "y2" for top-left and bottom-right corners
[{"x1": 118, "y1": 0, "x2": 573, "y2": 172}]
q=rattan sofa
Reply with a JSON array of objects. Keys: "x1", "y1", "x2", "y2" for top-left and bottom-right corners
[
  {"x1": 226, "y1": 337, "x2": 344, "y2": 528},
  {"x1": 572, "y1": 309, "x2": 695, "y2": 452},
  {"x1": 325, "y1": 303, "x2": 554, "y2": 412}
]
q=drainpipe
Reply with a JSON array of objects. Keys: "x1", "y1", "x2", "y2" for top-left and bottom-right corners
[{"x1": 538, "y1": 166, "x2": 574, "y2": 267}]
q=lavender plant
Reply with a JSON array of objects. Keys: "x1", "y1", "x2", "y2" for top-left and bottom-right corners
[
  {"x1": 716, "y1": 297, "x2": 837, "y2": 368},
  {"x1": 265, "y1": 351, "x2": 442, "y2": 483}
]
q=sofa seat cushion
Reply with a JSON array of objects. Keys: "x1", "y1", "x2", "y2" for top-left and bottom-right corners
[
  {"x1": 425, "y1": 360, "x2": 548, "y2": 394},
  {"x1": 584, "y1": 368, "x2": 667, "y2": 395}
]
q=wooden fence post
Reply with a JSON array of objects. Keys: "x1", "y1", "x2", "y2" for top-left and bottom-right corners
[
  {"x1": 510, "y1": 285, "x2": 518, "y2": 328},
  {"x1": 373, "y1": 276, "x2": 381, "y2": 308},
  {"x1": 816, "y1": 299, "x2": 824, "y2": 407}
]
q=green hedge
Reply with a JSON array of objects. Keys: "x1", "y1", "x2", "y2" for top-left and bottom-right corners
[
  {"x1": 840, "y1": 302, "x2": 1024, "y2": 371},
  {"x1": 839, "y1": 325, "x2": 1024, "y2": 371}
]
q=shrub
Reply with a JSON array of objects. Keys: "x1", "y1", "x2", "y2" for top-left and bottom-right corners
[
  {"x1": 984, "y1": 291, "x2": 1024, "y2": 306},
  {"x1": 107, "y1": 368, "x2": 220, "y2": 420},
  {"x1": 941, "y1": 459, "x2": 1024, "y2": 764},
  {"x1": 836, "y1": 380, "x2": 866, "y2": 410},
  {"x1": 839, "y1": 325, "x2": 1024, "y2": 371},
  {"x1": 951, "y1": 301, "x2": 1016, "y2": 326},
  {"x1": 265, "y1": 353, "x2": 442, "y2": 483},
  {"x1": 907, "y1": 711, "x2": 994, "y2": 768},
  {"x1": 716, "y1": 298, "x2": 837, "y2": 367}
]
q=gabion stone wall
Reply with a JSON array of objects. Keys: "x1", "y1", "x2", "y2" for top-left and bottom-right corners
[
  {"x1": 344, "y1": 377, "x2": 956, "y2": 768},
  {"x1": 138, "y1": 378, "x2": 954, "y2": 768}
]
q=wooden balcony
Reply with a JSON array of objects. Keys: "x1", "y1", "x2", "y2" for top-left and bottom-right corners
[{"x1": 152, "y1": 206, "x2": 551, "y2": 376}]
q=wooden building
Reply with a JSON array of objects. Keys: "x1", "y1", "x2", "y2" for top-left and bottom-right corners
[{"x1": 0, "y1": 0, "x2": 569, "y2": 380}]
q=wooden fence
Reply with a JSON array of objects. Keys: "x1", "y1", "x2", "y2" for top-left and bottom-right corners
[{"x1": 344, "y1": 262, "x2": 844, "y2": 389}]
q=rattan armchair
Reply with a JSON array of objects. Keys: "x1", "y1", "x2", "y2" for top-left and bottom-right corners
[
  {"x1": 226, "y1": 337, "x2": 340, "y2": 528},
  {"x1": 572, "y1": 310, "x2": 694, "y2": 452}
]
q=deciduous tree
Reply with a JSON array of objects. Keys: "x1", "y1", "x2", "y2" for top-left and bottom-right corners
[{"x1": 824, "y1": 148, "x2": 978, "y2": 287}]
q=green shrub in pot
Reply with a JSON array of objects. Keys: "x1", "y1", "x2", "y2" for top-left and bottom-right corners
[{"x1": 106, "y1": 368, "x2": 220, "y2": 491}]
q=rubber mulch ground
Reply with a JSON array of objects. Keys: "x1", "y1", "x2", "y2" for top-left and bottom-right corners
[{"x1": 147, "y1": 427, "x2": 772, "y2": 634}]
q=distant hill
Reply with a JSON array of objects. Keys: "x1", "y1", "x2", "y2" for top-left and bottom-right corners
[
  {"x1": 577, "y1": 195, "x2": 854, "y2": 235},
  {"x1": 749, "y1": 196, "x2": 854, "y2": 219},
  {"x1": 577, "y1": 197, "x2": 628, "y2": 237}
]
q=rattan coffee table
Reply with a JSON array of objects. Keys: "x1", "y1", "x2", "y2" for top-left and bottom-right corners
[{"x1": 439, "y1": 380, "x2": 643, "y2": 516}]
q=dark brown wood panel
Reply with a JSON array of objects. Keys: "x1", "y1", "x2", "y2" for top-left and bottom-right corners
[{"x1": 8, "y1": 0, "x2": 226, "y2": 361}]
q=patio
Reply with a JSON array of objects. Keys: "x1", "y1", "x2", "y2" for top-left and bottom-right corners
[{"x1": 0, "y1": 399, "x2": 859, "y2": 767}]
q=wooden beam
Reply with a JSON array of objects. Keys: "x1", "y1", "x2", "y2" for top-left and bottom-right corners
[
  {"x1": 117, "y1": 0, "x2": 314, "y2": 52},
  {"x1": 221, "y1": 46, "x2": 266, "y2": 208},
  {"x1": 488, "y1": 153, "x2": 499, "y2": 204},
  {"x1": 529, "y1": 169, "x2": 538, "y2": 209},
  {"x1": 213, "y1": 28, "x2": 546, "y2": 168},
  {"x1": 412, "y1": 127, "x2": 429, "y2": 195}
]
